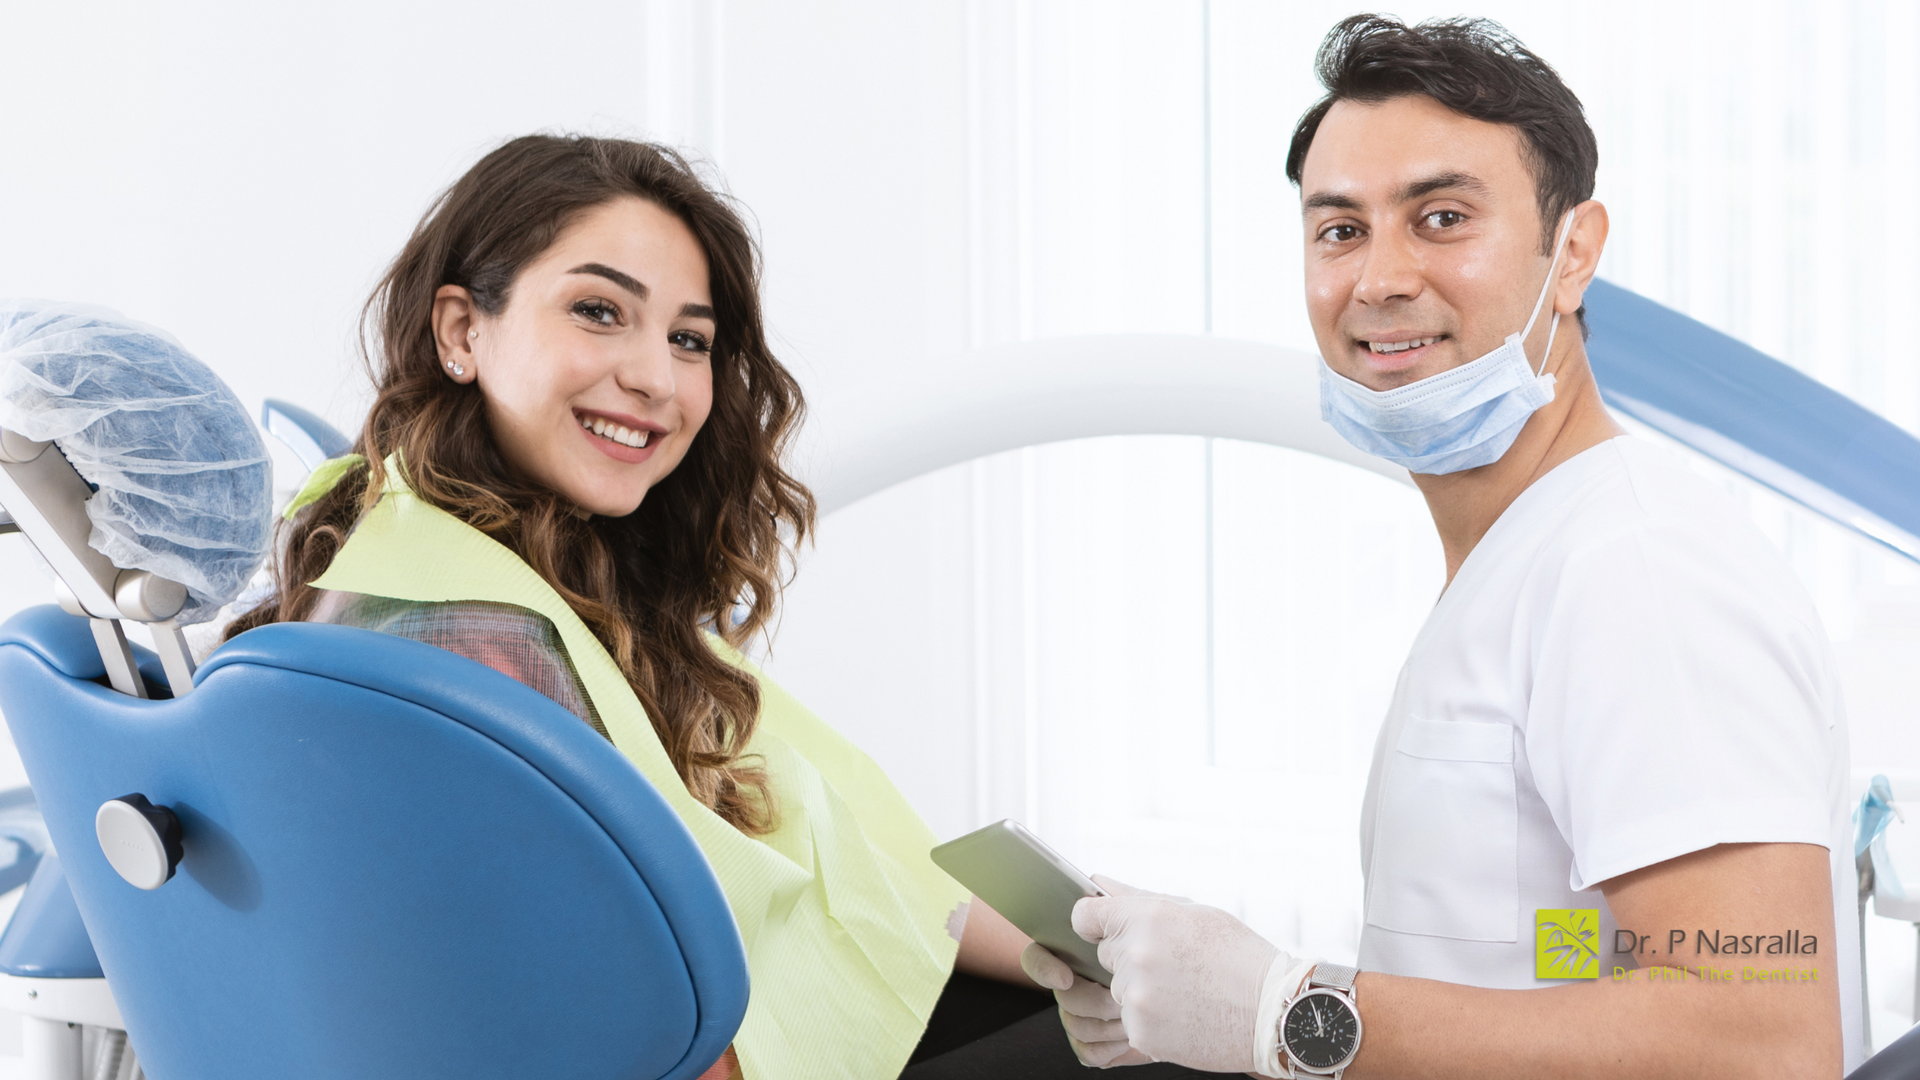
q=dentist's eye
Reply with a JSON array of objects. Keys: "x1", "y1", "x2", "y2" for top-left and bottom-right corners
[
  {"x1": 1319, "y1": 224, "x2": 1361, "y2": 244},
  {"x1": 1421, "y1": 210, "x2": 1466, "y2": 230},
  {"x1": 670, "y1": 330, "x2": 712, "y2": 354},
  {"x1": 574, "y1": 299, "x2": 620, "y2": 326}
]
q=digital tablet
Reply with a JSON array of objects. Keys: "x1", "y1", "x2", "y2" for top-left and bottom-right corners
[{"x1": 930, "y1": 819, "x2": 1111, "y2": 986}]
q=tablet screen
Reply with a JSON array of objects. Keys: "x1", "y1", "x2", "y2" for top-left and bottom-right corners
[{"x1": 930, "y1": 819, "x2": 1111, "y2": 986}]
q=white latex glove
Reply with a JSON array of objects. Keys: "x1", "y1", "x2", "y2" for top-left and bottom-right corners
[
  {"x1": 1021, "y1": 940, "x2": 1154, "y2": 1067},
  {"x1": 1071, "y1": 874, "x2": 1311, "y2": 1076}
]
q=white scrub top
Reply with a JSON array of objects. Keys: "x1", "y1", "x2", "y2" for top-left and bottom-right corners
[{"x1": 1355, "y1": 436, "x2": 1862, "y2": 1067}]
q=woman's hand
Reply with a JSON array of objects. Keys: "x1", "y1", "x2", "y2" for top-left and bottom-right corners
[{"x1": 954, "y1": 897, "x2": 1044, "y2": 987}]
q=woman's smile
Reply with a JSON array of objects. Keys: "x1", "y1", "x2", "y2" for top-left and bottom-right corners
[{"x1": 574, "y1": 407, "x2": 666, "y2": 465}]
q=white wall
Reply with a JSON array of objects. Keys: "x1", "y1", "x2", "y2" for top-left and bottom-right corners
[{"x1": 3, "y1": 0, "x2": 1919, "y2": 1046}]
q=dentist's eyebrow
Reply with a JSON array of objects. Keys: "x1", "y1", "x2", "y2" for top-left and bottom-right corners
[
  {"x1": 568, "y1": 263, "x2": 649, "y2": 298},
  {"x1": 1303, "y1": 190, "x2": 1365, "y2": 214},
  {"x1": 1393, "y1": 170, "x2": 1492, "y2": 203}
]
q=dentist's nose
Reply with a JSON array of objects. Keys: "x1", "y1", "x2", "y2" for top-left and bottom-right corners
[{"x1": 1350, "y1": 227, "x2": 1425, "y2": 309}]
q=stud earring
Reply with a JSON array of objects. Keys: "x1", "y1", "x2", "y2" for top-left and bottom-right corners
[
  {"x1": 468, "y1": 329, "x2": 478, "y2": 339},
  {"x1": 447, "y1": 361, "x2": 465, "y2": 377}
]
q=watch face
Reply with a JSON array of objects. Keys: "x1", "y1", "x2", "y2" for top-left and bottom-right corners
[{"x1": 1283, "y1": 990, "x2": 1359, "y2": 1071}]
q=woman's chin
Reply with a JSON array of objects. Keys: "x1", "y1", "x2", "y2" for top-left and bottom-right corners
[
  {"x1": 543, "y1": 473, "x2": 646, "y2": 518},
  {"x1": 572, "y1": 492, "x2": 647, "y2": 518},
  {"x1": 539, "y1": 457, "x2": 654, "y2": 518}
]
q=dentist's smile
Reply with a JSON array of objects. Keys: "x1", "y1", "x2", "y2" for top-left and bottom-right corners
[{"x1": 1352, "y1": 333, "x2": 1449, "y2": 377}]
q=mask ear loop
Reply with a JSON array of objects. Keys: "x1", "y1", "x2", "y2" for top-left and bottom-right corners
[
  {"x1": 1538, "y1": 313, "x2": 1561, "y2": 380},
  {"x1": 1521, "y1": 210, "x2": 1579, "y2": 377}
]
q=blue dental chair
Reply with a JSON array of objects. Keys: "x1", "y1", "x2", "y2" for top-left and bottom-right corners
[
  {"x1": 0, "y1": 351, "x2": 748, "y2": 1079},
  {"x1": 0, "y1": 609, "x2": 748, "y2": 1080}
]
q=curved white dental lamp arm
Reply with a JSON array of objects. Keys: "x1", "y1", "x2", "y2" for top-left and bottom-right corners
[{"x1": 802, "y1": 334, "x2": 1408, "y2": 518}]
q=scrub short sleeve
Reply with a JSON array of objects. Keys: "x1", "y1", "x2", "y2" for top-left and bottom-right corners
[{"x1": 1522, "y1": 521, "x2": 1837, "y2": 891}]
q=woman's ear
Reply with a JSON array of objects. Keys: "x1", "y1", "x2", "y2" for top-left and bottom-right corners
[{"x1": 431, "y1": 285, "x2": 480, "y2": 383}]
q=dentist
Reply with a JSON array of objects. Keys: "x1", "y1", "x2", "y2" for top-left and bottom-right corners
[{"x1": 1024, "y1": 15, "x2": 1861, "y2": 1079}]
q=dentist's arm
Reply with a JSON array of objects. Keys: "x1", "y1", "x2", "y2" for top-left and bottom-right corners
[
  {"x1": 1340, "y1": 842, "x2": 1839, "y2": 1079},
  {"x1": 1073, "y1": 842, "x2": 1840, "y2": 1079}
]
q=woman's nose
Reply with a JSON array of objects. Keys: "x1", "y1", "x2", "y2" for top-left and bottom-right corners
[{"x1": 619, "y1": 337, "x2": 679, "y2": 402}]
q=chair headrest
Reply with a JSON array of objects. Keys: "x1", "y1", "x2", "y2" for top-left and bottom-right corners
[{"x1": 0, "y1": 301, "x2": 271, "y2": 623}]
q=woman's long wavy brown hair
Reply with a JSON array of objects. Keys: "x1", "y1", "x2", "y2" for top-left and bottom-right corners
[{"x1": 228, "y1": 134, "x2": 814, "y2": 834}]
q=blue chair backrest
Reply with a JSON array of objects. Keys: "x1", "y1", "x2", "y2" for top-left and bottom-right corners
[{"x1": 0, "y1": 605, "x2": 748, "y2": 1080}]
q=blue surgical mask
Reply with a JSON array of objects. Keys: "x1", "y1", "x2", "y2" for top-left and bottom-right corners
[{"x1": 1318, "y1": 213, "x2": 1575, "y2": 475}]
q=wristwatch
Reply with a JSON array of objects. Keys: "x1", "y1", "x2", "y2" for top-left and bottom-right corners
[{"x1": 1278, "y1": 962, "x2": 1362, "y2": 1078}]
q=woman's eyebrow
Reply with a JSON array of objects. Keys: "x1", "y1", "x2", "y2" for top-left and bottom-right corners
[
  {"x1": 568, "y1": 262, "x2": 649, "y2": 298},
  {"x1": 680, "y1": 303, "x2": 715, "y2": 320}
]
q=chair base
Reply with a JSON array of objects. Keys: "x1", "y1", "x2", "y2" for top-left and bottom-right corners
[
  {"x1": 0, "y1": 977, "x2": 120, "y2": 1030},
  {"x1": 0, "y1": 1017, "x2": 138, "y2": 1080},
  {"x1": 0, "y1": 977, "x2": 133, "y2": 1080}
]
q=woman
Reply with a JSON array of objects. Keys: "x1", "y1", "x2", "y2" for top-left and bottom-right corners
[{"x1": 227, "y1": 134, "x2": 1101, "y2": 1079}]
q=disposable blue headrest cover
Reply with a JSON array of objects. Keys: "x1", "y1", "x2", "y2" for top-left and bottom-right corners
[{"x1": 0, "y1": 301, "x2": 271, "y2": 624}]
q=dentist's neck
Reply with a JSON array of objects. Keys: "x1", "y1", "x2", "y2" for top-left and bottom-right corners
[{"x1": 1412, "y1": 332, "x2": 1624, "y2": 588}]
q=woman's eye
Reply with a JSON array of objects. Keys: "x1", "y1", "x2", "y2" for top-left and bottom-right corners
[
  {"x1": 1422, "y1": 210, "x2": 1466, "y2": 230},
  {"x1": 574, "y1": 299, "x2": 620, "y2": 326},
  {"x1": 670, "y1": 330, "x2": 712, "y2": 354}
]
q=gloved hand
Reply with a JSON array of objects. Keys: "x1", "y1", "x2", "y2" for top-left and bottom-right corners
[
  {"x1": 1020, "y1": 940, "x2": 1154, "y2": 1067},
  {"x1": 1070, "y1": 875, "x2": 1311, "y2": 1075}
]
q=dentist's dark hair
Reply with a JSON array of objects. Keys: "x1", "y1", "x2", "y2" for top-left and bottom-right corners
[
  {"x1": 1285, "y1": 15, "x2": 1598, "y2": 258},
  {"x1": 229, "y1": 134, "x2": 813, "y2": 835}
]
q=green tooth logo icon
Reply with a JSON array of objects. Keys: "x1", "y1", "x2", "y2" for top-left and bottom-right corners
[{"x1": 1536, "y1": 908, "x2": 1601, "y2": 979}]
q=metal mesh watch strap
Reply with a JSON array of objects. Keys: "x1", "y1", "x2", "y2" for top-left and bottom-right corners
[{"x1": 1309, "y1": 962, "x2": 1359, "y2": 992}]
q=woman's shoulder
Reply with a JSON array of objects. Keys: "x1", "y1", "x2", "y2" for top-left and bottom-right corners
[{"x1": 311, "y1": 591, "x2": 608, "y2": 737}]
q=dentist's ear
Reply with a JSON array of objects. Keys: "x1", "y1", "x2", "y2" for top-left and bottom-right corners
[
  {"x1": 431, "y1": 285, "x2": 481, "y2": 384},
  {"x1": 1554, "y1": 200, "x2": 1611, "y2": 317}
]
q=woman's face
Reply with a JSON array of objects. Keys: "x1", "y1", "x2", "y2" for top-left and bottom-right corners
[{"x1": 432, "y1": 196, "x2": 716, "y2": 517}]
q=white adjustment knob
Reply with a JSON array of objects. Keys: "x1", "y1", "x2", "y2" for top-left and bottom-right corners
[{"x1": 96, "y1": 794, "x2": 183, "y2": 890}]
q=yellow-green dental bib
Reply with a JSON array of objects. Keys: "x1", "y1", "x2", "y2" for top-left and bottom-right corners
[{"x1": 292, "y1": 457, "x2": 967, "y2": 1078}]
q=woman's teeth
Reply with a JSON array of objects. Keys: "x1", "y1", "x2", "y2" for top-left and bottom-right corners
[
  {"x1": 579, "y1": 415, "x2": 650, "y2": 449},
  {"x1": 1368, "y1": 336, "x2": 1439, "y2": 354}
]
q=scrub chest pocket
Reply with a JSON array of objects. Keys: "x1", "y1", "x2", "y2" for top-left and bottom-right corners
[{"x1": 1366, "y1": 717, "x2": 1519, "y2": 943}]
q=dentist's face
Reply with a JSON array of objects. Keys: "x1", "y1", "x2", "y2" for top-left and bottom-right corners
[
  {"x1": 438, "y1": 197, "x2": 716, "y2": 517},
  {"x1": 1298, "y1": 94, "x2": 1560, "y2": 392}
]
